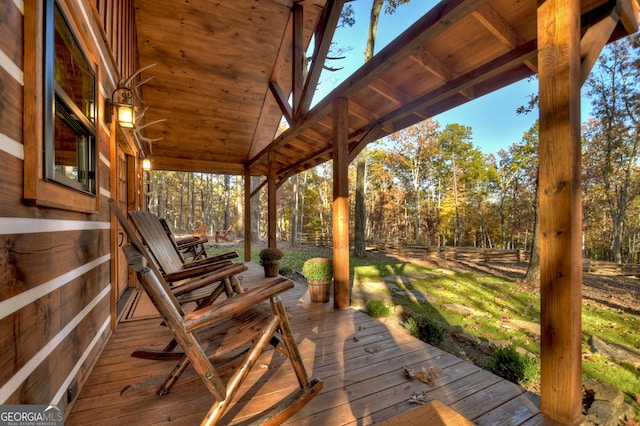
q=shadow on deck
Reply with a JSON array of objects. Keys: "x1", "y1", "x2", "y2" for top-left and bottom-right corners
[{"x1": 67, "y1": 263, "x2": 546, "y2": 425}]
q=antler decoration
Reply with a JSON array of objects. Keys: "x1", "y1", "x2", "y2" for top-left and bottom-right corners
[
  {"x1": 121, "y1": 63, "x2": 157, "y2": 103},
  {"x1": 134, "y1": 133, "x2": 163, "y2": 156},
  {"x1": 118, "y1": 63, "x2": 168, "y2": 159}
]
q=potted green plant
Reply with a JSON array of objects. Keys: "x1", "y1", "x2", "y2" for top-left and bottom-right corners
[
  {"x1": 259, "y1": 247, "x2": 283, "y2": 277},
  {"x1": 302, "y1": 257, "x2": 333, "y2": 303}
]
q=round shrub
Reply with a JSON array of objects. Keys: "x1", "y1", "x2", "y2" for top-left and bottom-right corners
[
  {"x1": 410, "y1": 317, "x2": 445, "y2": 345},
  {"x1": 366, "y1": 300, "x2": 392, "y2": 318},
  {"x1": 404, "y1": 317, "x2": 419, "y2": 335},
  {"x1": 278, "y1": 265, "x2": 293, "y2": 276},
  {"x1": 488, "y1": 345, "x2": 540, "y2": 385},
  {"x1": 302, "y1": 257, "x2": 333, "y2": 281},
  {"x1": 259, "y1": 247, "x2": 283, "y2": 261}
]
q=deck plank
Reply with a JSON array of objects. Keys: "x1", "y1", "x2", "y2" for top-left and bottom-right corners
[{"x1": 67, "y1": 263, "x2": 544, "y2": 425}]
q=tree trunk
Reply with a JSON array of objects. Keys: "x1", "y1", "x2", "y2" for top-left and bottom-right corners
[
  {"x1": 291, "y1": 174, "x2": 299, "y2": 247},
  {"x1": 524, "y1": 179, "x2": 540, "y2": 283},
  {"x1": 250, "y1": 175, "x2": 261, "y2": 242},
  {"x1": 365, "y1": 0, "x2": 384, "y2": 62},
  {"x1": 354, "y1": 149, "x2": 367, "y2": 257},
  {"x1": 189, "y1": 173, "x2": 195, "y2": 228},
  {"x1": 354, "y1": 0, "x2": 384, "y2": 257},
  {"x1": 224, "y1": 174, "x2": 231, "y2": 230},
  {"x1": 451, "y1": 153, "x2": 461, "y2": 246}
]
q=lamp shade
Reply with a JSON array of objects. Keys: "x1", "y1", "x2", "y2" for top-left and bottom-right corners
[
  {"x1": 116, "y1": 103, "x2": 135, "y2": 128},
  {"x1": 142, "y1": 158, "x2": 152, "y2": 170}
]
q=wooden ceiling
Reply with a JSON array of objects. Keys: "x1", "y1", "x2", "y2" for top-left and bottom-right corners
[{"x1": 133, "y1": 0, "x2": 639, "y2": 178}]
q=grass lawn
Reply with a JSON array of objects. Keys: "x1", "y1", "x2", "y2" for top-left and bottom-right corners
[{"x1": 209, "y1": 246, "x2": 640, "y2": 406}]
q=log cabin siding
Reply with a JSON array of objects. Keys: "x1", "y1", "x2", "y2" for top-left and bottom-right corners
[
  {"x1": 0, "y1": 63, "x2": 23, "y2": 144},
  {"x1": 0, "y1": 0, "x2": 139, "y2": 418}
]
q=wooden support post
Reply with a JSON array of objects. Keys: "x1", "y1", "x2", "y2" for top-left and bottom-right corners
[
  {"x1": 538, "y1": 0, "x2": 584, "y2": 423},
  {"x1": 292, "y1": 3, "x2": 304, "y2": 120},
  {"x1": 244, "y1": 168, "x2": 252, "y2": 262},
  {"x1": 268, "y1": 151, "x2": 277, "y2": 249},
  {"x1": 332, "y1": 97, "x2": 350, "y2": 309}
]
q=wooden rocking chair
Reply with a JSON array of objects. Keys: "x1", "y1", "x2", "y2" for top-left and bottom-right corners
[
  {"x1": 110, "y1": 200, "x2": 246, "y2": 360},
  {"x1": 117, "y1": 228, "x2": 322, "y2": 424},
  {"x1": 127, "y1": 209, "x2": 246, "y2": 305},
  {"x1": 214, "y1": 226, "x2": 233, "y2": 243},
  {"x1": 159, "y1": 218, "x2": 209, "y2": 262}
]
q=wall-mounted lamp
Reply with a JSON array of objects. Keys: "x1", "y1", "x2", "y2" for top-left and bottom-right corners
[
  {"x1": 106, "y1": 86, "x2": 136, "y2": 128},
  {"x1": 142, "y1": 158, "x2": 152, "y2": 171}
]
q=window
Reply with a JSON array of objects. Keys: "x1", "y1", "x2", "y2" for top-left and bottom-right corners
[
  {"x1": 24, "y1": 0, "x2": 99, "y2": 212},
  {"x1": 45, "y1": 1, "x2": 97, "y2": 195}
]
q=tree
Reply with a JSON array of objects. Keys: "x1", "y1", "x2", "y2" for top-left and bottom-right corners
[
  {"x1": 354, "y1": 0, "x2": 411, "y2": 258},
  {"x1": 584, "y1": 34, "x2": 640, "y2": 263},
  {"x1": 516, "y1": 123, "x2": 541, "y2": 284},
  {"x1": 387, "y1": 119, "x2": 440, "y2": 244},
  {"x1": 495, "y1": 124, "x2": 539, "y2": 250},
  {"x1": 437, "y1": 124, "x2": 488, "y2": 246}
]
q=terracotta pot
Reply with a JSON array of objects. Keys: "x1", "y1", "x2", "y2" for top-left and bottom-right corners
[
  {"x1": 308, "y1": 279, "x2": 331, "y2": 303},
  {"x1": 262, "y1": 260, "x2": 280, "y2": 277}
]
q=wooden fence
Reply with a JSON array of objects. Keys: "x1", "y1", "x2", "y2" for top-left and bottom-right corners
[
  {"x1": 296, "y1": 237, "x2": 640, "y2": 277},
  {"x1": 582, "y1": 259, "x2": 640, "y2": 277}
]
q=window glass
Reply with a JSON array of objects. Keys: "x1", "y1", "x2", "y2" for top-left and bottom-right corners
[{"x1": 45, "y1": 2, "x2": 96, "y2": 195}]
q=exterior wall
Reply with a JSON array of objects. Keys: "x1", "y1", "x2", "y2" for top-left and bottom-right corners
[{"x1": 0, "y1": 0, "x2": 138, "y2": 417}]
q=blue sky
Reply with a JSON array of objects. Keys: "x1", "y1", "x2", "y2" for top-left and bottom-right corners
[{"x1": 313, "y1": 1, "x2": 594, "y2": 155}]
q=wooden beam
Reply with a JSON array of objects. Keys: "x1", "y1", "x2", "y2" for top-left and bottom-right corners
[
  {"x1": 337, "y1": 0, "x2": 489, "y2": 99},
  {"x1": 580, "y1": 7, "x2": 619, "y2": 84},
  {"x1": 367, "y1": 78, "x2": 409, "y2": 105},
  {"x1": 249, "y1": 0, "x2": 487, "y2": 170},
  {"x1": 618, "y1": 0, "x2": 639, "y2": 34},
  {"x1": 353, "y1": 40, "x2": 537, "y2": 143},
  {"x1": 292, "y1": 4, "x2": 305, "y2": 120},
  {"x1": 248, "y1": 4, "x2": 293, "y2": 159},
  {"x1": 332, "y1": 97, "x2": 350, "y2": 310},
  {"x1": 537, "y1": 0, "x2": 584, "y2": 423},
  {"x1": 409, "y1": 48, "x2": 452, "y2": 82},
  {"x1": 149, "y1": 156, "x2": 245, "y2": 175},
  {"x1": 269, "y1": 81, "x2": 293, "y2": 125},
  {"x1": 348, "y1": 124, "x2": 383, "y2": 163},
  {"x1": 250, "y1": 178, "x2": 267, "y2": 199},
  {"x1": 297, "y1": 0, "x2": 345, "y2": 115},
  {"x1": 472, "y1": 3, "x2": 537, "y2": 72}
]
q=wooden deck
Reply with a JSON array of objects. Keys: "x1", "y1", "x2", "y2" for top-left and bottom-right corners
[{"x1": 67, "y1": 263, "x2": 546, "y2": 425}]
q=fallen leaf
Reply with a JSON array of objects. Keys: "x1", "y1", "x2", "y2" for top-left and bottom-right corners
[
  {"x1": 365, "y1": 346, "x2": 380, "y2": 354},
  {"x1": 416, "y1": 367, "x2": 435, "y2": 386},
  {"x1": 403, "y1": 366, "x2": 416, "y2": 380},
  {"x1": 408, "y1": 390, "x2": 430, "y2": 405}
]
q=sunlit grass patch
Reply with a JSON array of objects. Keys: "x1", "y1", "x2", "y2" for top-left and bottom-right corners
[{"x1": 210, "y1": 245, "x2": 638, "y2": 399}]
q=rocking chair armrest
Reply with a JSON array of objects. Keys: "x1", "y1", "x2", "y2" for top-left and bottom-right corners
[
  {"x1": 170, "y1": 262, "x2": 247, "y2": 296},
  {"x1": 163, "y1": 260, "x2": 234, "y2": 282},
  {"x1": 183, "y1": 251, "x2": 239, "y2": 268},
  {"x1": 182, "y1": 277, "x2": 294, "y2": 332},
  {"x1": 175, "y1": 236, "x2": 209, "y2": 249},
  {"x1": 175, "y1": 236, "x2": 204, "y2": 246}
]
